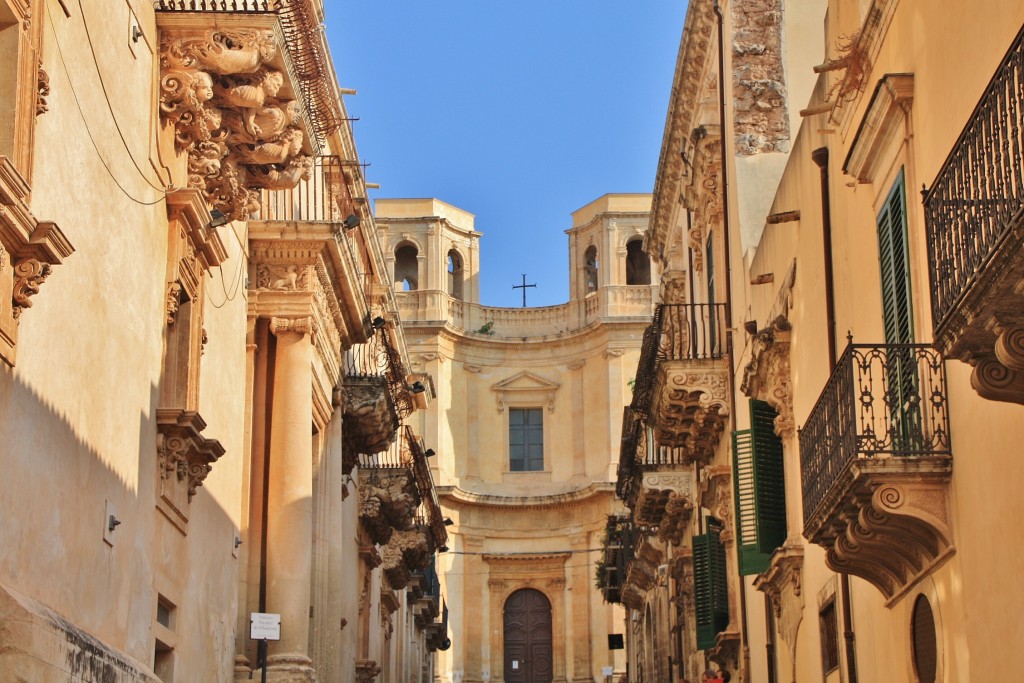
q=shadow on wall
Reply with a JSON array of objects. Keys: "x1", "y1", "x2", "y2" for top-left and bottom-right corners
[{"x1": 0, "y1": 369, "x2": 237, "y2": 682}]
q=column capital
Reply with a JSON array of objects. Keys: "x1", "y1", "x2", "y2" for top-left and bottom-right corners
[{"x1": 269, "y1": 316, "x2": 313, "y2": 338}]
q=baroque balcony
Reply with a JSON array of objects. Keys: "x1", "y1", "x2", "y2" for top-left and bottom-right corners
[
  {"x1": 156, "y1": 0, "x2": 343, "y2": 220},
  {"x1": 631, "y1": 303, "x2": 730, "y2": 464},
  {"x1": 924, "y1": 25, "x2": 1024, "y2": 404},
  {"x1": 800, "y1": 341, "x2": 953, "y2": 604},
  {"x1": 358, "y1": 428, "x2": 419, "y2": 546},
  {"x1": 616, "y1": 409, "x2": 695, "y2": 543},
  {"x1": 343, "y1": 325, "x2": 414, "y2": 471},
  {"x1": 597, "y1": 514, "x2": 640, "y2": 605}
]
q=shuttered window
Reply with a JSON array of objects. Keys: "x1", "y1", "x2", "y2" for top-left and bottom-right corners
[
  {"x1": 733, "y1": 400, "x2": 787, "y2": 575},
  {"x1": 877, "y1": 171, "x2": 922, "y2": 448},
  {"x1": 878, "y1": 170, "x2": 914, "y2": 346},
  {"x1": 693, "y1": 519, "x2": 730, "y2": 650},
  {"x1": 912, "y1": 595, "x2": 937, "y2": 683}
]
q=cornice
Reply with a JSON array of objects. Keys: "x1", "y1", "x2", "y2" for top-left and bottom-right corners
[{"x1": 437, "y1": 482, "x2": 615, "y2": 510}]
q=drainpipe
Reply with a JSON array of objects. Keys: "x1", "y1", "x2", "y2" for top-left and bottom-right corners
[
  {"x1": 811, "y1": 146, "x2": 859, "y2": 683},
  {"x1": 712, "y1": 1, "x2": 749, "y2": 679}
]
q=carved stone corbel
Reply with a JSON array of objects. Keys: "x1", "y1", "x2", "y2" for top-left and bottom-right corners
[
  {"x1": 753, "y1": 543, "x2": 804, "y2": 665},
  {"x1": 652, "y1": 363, "x2": 730, "y2": 463},
  {"x1": 155, "y1": 409, "x2": 225, "y2": 531},
  {"x1": 358, "y1": 471, "x2": 418, "y2": 546},
  {"x1": 11, "y1": 258, "x2": 50, "y2": 319},
  {"x1": 355, "y1": 659, "x2": 381, "y2": 683},
  {"x1": 741, "y1": 316, "x2": 795, "y2": 436},
  {"x1": 380, "y1": 528, "x2": 431, "y2": 590}
]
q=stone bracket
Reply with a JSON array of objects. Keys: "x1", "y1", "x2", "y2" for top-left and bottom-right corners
[
  {"x1": 807, "y1": 457, "x2": 954, "y2": 605},
  {"x1": 651, "y1": 359, "x2": 730, "y2": 464},
  {"x1": 156, "y1": 408, "x2": 225, "y2": 532}
]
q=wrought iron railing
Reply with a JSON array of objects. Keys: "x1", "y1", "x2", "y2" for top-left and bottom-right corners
[
  {"x1": 255, "y1": 156, "x2": 356, "y2": 223},
  {"x1": 358, "y1": 425, "x2": 413, "y2": 470},
  {"x1": 408, "y1": 428, "x2": 448, "y2": 548},
  {"x1": 155, "y1": 0, "x2": 343, "y2": 138},
  {"x1": 344, "y1": 325, "x2": 413, "y2": 419},
  {"x1": 631, "y1": 303, "x2": 727, "y2": 414},
  {"x1": 924, "y1": 25, "x2": 1024, "y2": 331},
  {"x1": 800, "y1": 341, "x2": 952, "y2": 526},
  {"x1": 599, "y1": 514, "x2": 635, "y2": 603}
]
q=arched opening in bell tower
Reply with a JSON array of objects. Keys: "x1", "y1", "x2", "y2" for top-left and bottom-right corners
[
  {"x1": 394, "y1": 243, "x2": 419, "y2": 291},
  {"x1": 447, "y1": 249, "x2": 464, "y2": 300}
]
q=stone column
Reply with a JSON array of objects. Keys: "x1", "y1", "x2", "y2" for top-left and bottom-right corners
[
  {"x1": 570, "y1": 533, "x2": 592, "y2": 682},
  {"x1": 265, "y1": 316, "x2": 317, "y2": 681}
]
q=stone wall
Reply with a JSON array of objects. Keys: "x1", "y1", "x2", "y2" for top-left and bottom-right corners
[{"x1": 731, "y1": 0, "x2": 790, "y2": 155}]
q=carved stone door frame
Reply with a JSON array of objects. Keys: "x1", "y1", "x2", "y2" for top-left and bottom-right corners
[{"x1": 484, "y1": 553, "x2": 569, "y2": 683}]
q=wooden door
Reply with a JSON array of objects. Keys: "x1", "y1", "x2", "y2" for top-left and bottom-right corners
[{"x1": 504, "y1": 589, "x2": 553, "y2": 683}]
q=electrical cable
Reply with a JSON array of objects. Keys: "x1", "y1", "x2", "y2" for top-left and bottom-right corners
[
  {"x1": 45, "y1": 2, "x2": 168, "y2": 205},
  {"x1": 72, "y1": 0, "x2": 179, "y2": 193}
]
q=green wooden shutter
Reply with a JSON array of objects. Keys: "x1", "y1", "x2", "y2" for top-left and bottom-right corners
[
  {"x1": 733, "y1": 400, "x2": 787, "y2": 575},
  {"x1": 877, "y1": 171, "x2": 922, "y2": 448},
  {"x1": 878, "y1": 170, "x2": 914, "y2": 345},
  {"x1": 694, "y1": 519, "x2": 729, "y2": 650}
]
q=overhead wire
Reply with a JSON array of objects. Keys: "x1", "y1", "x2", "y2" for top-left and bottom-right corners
[{"x1": 45, "y1": 1, "x2": 168, "y2": 205}]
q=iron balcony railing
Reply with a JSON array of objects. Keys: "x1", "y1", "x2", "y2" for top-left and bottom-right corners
[
  {"x1": 255, "y1": 156, "x2": 357, "y2": 223},
  {"x1": 631, "y1": 303, "x2": 727, "y2": 414},
  {"x1": 800, "y1": 341, "x2": 952, "y2": 527},
  {"x1": 156, "y1": 0, "x2": 343, "y2": 138},
  {"x1": 408, "y1": 428, "x2": 448, "y2": 549},
  {"x1": 924, "y1": 24, "x2": 1024, "y2": 331},
  {"x1": 357, "y1": 424, "x2": 413, "y2": 470},
  {"x1": 616, "y1": 408, "x2": 693, "y2": 502},
  {"x1": 344, "y1": 325, "x2": 413, "y2": 420}
]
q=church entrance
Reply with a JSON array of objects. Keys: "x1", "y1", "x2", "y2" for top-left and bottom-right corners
[{"x1": 503, "y1": 588, "x2": 553, "y2": 683}]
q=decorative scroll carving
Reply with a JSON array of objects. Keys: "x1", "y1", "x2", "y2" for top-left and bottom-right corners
[
  {"x1": 355, "y1": 659, "x2": 381, "y2": 683},
  {"x1": 633, "y1": 471, "x2": 695, "y2": 537},
  {"x1": 807, "y1": 457, "x2": 954, "y2": 605},
  {"x1": 343, "y1": 377, "x2": 400, "y2": 462},
  {"x1": 753, "y1": 543, "x2": 803, "y2": 663},
  {"x1": 156, "y1": 409, "x2": 225, "y2": 531},
  {"x1": 741, "y1": 318, "x2": 794, "y2": 435},
  {"x1": 165, "y1": 282, "x2": 182, "y2": 324},
  {"x1": 36, "y1": 64, "x2": 49, "y2": 116},
  {"x1": 11, "y1": 258, "x2": 51, "y2": 319},
  {"x1": 380, "y1": 528, "x2": 431, "y2": 590},
  {"x1": 269, "y1": 315, "x2": 312, "y2": 337},
  {"x1": 358, "y1": 471, "x2": 417, "y2": 546},
  {"x1": 159, "y1": 28, "x2": 311, "y2": 220},
  {"x1": 652, "y1": 361, "x2": 730, "y2": 463},
  {"x1": 659, "y1": 270, "x2": 688, "y2": 305},
  {"x1": 657, "y1": 492, "x2": 696, "y2": 545}
]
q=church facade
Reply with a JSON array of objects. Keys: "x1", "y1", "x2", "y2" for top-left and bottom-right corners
[{"x1": 376, "y1": 195, "x2": 658, "y2": 683}]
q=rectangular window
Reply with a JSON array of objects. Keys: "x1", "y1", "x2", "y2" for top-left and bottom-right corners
[
  {"x1": 819, "y1": 599, "x2": 840, "y2": 674},
  {"x1": 509, "y1": 408, "x2": 543, "y2": 471},
  {"x1": 733, "y1": 400, "x2": 787, "y2": 575}
]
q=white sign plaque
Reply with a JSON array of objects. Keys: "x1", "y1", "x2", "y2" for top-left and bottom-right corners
[
  {"x1": 250, "y1": 612, "x2": 281, "y2": 641},
  {"x1": 602, "y1": 666, "x2": 615, "y2": 676}
]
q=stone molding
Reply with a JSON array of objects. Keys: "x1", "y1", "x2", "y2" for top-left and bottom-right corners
[
  {"x1": 155, "y1": 408, "x2": 225, "y2": 532},
  {"x1": 0, "y1": 157, "x2": 74, "y2": 366},
  {"x1": 740, "y1": 317, "x2": 794, "y2": 436},
  {"x1": 753, "y1": 543, "x2": 804, "y2": 663},
  {"x1": 843, "y1": 74, "x2": 913, "y2": 182},
  {"x1": 355, "y1": 659, "x2": 381, "y2": 683},
  {"x1": 805, "y1": 456, "x2": 954, "y2": 605},
  {"x1": 491, "y1": 370, "x2": 560, "y2": 413},
  {"x1": 651, "y1": 359, "x2": 730, "y2": 463},
  {"x1": 648, "y1": 0, "x2": 717, "y2": 262},
  {"x1": 158, "y1": 16, "x2": 314, "y2": 221}
]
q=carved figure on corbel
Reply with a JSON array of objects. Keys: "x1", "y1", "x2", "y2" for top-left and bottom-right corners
[
  {"x1": 245, "y1": 154, "x2": 313, "y2": 190},
  {"x1": 355, "y1": 659, "x2": 381, "y2": 683},
  {"x1": 232, "y1": 127, "x2": 304, "y2": 165},
  {"x1": 11, "y1": 258, "x2": 51, "y2": 320},
  {"x1": 161, "y1": 29, "x2": 278, "y2": 76},
  {"x1": 204, "y1": 156, "x2": 259, "y2": 221},
  {"x1": 257, "y1": 263, "x2": 310, "y2": 291},
  {"x1": 212, "y1": 68, "x2": 284, "y2": 134},
  {"x1": 165, "y1": 281, "x2": 182, "y2": 324},
  {"x1": 36, "y1": 63, "x2": 49, "y2": 116},
  {"x1": 657, "y1": 492, "x2": 695, "y2": 545},
  {"x1": 160, "y1": 69, "x2": 222, "y2": 152},
  {"x1": 660, "y1": 269, "x2": 689, "y2": 305},
  {"x1": 741, "y1": 317, "x2": 795, "y2": 436}
]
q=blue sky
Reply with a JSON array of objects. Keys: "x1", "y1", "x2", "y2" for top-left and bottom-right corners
[{"x1": 328, "y1": 2, "x2": 685, "y2": 307}]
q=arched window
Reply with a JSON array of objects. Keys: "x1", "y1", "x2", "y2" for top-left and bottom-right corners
[
  {"x1": 625, "y1": 238, "x2": 651, "y2": 285},
  {"x1": 394, "y1": 243, "x2": 419, "y2": 291},
  {"x1": 584, "y1": 245, "x2": 598, "y2": 294},
  {"x1": 447, "y1": 249, "x2": 464, "y2": 300}
]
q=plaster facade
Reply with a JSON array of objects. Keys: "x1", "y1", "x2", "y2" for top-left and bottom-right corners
[
  {"x1": 614, "y1": 1, "x2": 1024, "y2": 682},
  {"x1": 0, "y1": 2, "x2": 445, "y2": 681}
]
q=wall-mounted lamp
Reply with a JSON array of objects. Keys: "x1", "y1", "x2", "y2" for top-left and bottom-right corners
[
  {"x1": 208, "y1": 209, "x2": 231, "y2": 229},
  {"x1": 108, "y1": 515, "x2": 122, "y2": 532},
  {"x1": 371, "y1": 316, "x2": 386, "y2": 330},
  {"x1": 424, "y1": 448, "x2": 435, "y2": 458},
  {"x1": 438, "y1": 545, "x2": 449, "y2": 553},
  {"x1": 234, "y1": 536, "x2": 243, "y2": 549},
  {"x1": 342, "y1": 214, "x2": 361, "y2": 230},
  {"x1": 443, "y1": 517, "x2": 454, "y2": 526},
  {"x1": 410, "y1": 381, "x2": 426, "y2": 394},
  {"x1": 743, "y1": 320, "x2": 759, "y2": 335}
]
